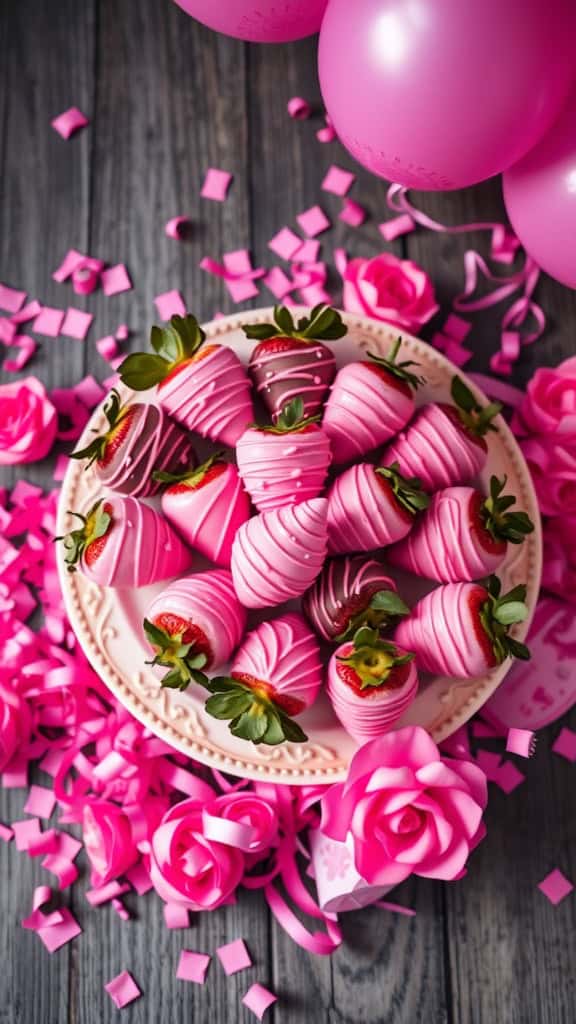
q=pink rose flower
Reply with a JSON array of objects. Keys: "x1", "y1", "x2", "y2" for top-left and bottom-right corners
[
  {"x1": 542, "y1": 517, "x2": 576, "y2": 604},
  {"x1": 518, "y1": 356, "x2": 576, "y2": 437},
  {"x1": 320, "y1": 726, "x2": 487, "y2": 886},
  {"x1": 343, "y1": 253, "x2": 438, "y2": 332},
  {"x1": 149, "y1": 783, "x2": 245, "y2": 911},
  {"x1": 521, "y1": 436, "x2": 576, "y2": 517},
  {"x1": 0, "y1": 685, "x2": 30, "y2": 773},
  {"x1": 208, "y1": 792, "x2": 278, "y2": 859},
  {"x1": 83, "y1": 800, "x2": 139, "y2": 887},
  {"x1": 0, "y1": 377, "x2": 58, "y2": 465}
]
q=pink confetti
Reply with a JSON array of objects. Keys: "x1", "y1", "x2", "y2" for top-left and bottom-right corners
[
  {"x1": 475, "y1": 750, "x2": 502, "y2": 782},
  {"x1": 506, "y1": 728, "x2": 536, "y2": 758},
  {"x1": 96, "y1": 335, "x2": 119, "y2": 362},
  {"x1": 316, "y1": 116, "x2": 336, "y2": 144},
  {"x1": 12, "y1": 818, "x2": 42, "y2": 851},
  {"x1": 294, "y1": 239, "x2": 320, "y2": 264},
  {"x1": 33, "y1": 307, "x2": 65, "y2": 337},
  {"x1": 60, "y1": 307, "x2": 94, "y2": 341},
  {"x1": 2, "y1": 757, "x2": 28, "y2": 789},
  {"x1": 115, "y1": 323, "x2": 129, "y2": 340},
  {"x1": 339, "y1": 199, "x2": 367, "y2": 227},
  {"x1": 52, "y1": 249, "x2": 87, "y2": 283},
  {"x1": 297, "y1": 205, "x2": 331, "y2": 238},
  {"x1": 3, "y1": 335, "x2": 37, "y2": 373},
  {"x1": 10, "y1": 300, "x2": 43, "y2": 324},
  {"x1": 51, "y1": 107, "x2": 89, "y2": 139},
  {"x1": 105, "y1": 971, "x2": 141, "y2": 1009},
  {"x1": 287, "y1": 96, "x2": 311, "y2": 120},
  {"x1": 126, "y1": 862, "x2": 153, "y2": 895},
  {"x1": 163, "y1": 903, "x2": 189, "y2": 929},
  {"x1": 472, "y1": 719, "x2": 502, "y2": 739},
  {"x1": 112, "y1": 898, "x2": 131, "y2": 921},
  {"x1": 101, "y1": 263, "x2": 132, "y2": 297},
  {"x1": 322, "y1": 165, "x2": 355, "y2": 197},
  {"x1": 165, "y1": 216, "x2": 191, "y2": 239},
  {"x1": 73, "y1": 375, "x2": 105, "y2": 409},
  {"x1": 242, "y1": 983, "x2": 277, "y2": 1019},
  {"x1": 86, "y1": 881, "x2": 131, "y2": 907},
  {"x1": 176, "y1": 950, "x2": 211, "y2": 985},
  {"x1": 493, "y1": 761, "x2": 525, "y2": 794},
  {"x1": 0, "y1": 318, "x2": 17, "y2": 344},
  {"x1": 0, "y1": 823, "x2": 13, "y2": 842},
  {"x1": 216, "y1": 938, "x2": 252, "y2": 975},
  {"x1": 442, "y1": 313, "x2": 472, "y2": 342},
  {"x1": 0, "y1": 283, "x2": 26, "y2": 313},
  {"x1": 201, "y1": 168, "x2": 232, "y2": 202},
  {"x1": 378, "y1": 214, "x2": 416, "y2": 241},
  {"x1": 72, "y1": 265, "x2": 100, "y2": 296},
  {"x1": 263, "y1": 267, "x2": 293, "y2": 300},
  {"x1": 552, "y1": 727, "x2": 576, "y2": 763},
  {"x1": 154, "y1": 289, "x2": 186, "y2": 320},
  {"x1": 538, "y1": 869, "x2": 574, "y2": 906},
  {"x1": 24, "y1": 785, "x2": 56, "y2": 819},
  {"x1": 376, "y1": 900, "x2": 417, "y2": 917},
  {"x1": 223, "y1": 250, "x2": 254, "y2": 276},
  {"x1": 268, "y1": 227, "x2": 303, "y2": 261}
]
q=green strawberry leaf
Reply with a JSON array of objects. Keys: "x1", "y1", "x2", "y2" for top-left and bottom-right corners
[
  {"x1": 242, "y1": 304, "x2": 347, "y2": 343},
  {"x1": 260, "y1": 711, "x2": 287, "y2": 746},
  {"x1": 277, "y1": 712, "x2": 308, "y2": 743},
  {"x1": 369, "y1": 590, "x2": 410, "y2": 616},
  {"x1": 255, "y1": 395, "x2": 321, "y2": 434},
  {"x1": 376, "y1": 463, "x2": 430, "y2": 516},
  {"x1": 230, "y1": 707, "x2": 270, "y2": 743},
  {"x1": 205, "y1": 691, "x2": 253, "y2": 720},
  {"x1": 492, "y1": 601, "x2": 529, "y2": 626},
  {"x1": 118, "y1": 353, "x2": 169, "y2": 390},
  {"x1": 506, "y1": 638, "x2": 531, "y2": 661}
]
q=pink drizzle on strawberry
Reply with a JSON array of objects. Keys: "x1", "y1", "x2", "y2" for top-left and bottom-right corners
[
  {"x1": 323, "y1": 361, "x2": 414, "y2": 464},
  {"x1": 327, "y1": 464, "x2": 414, "y2": 555},
  {"x1": 383, "y1": 403, "x2": 487, "y2": 491},
  {"x1": 231, "y1": 613, "x2": 322, "y2": 715},
  {"x1": 236, "y1": 424, "x2": 331, "y2": 512}
]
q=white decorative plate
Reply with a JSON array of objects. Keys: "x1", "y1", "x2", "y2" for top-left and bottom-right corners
[{"x1": 57, "y1": 309, "x2": 542, "y2": 784}]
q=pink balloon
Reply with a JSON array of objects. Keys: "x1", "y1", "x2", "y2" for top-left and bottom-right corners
[
  {"x1": 504, "y1": 88, "x2": 576, "y2": 289},
  {"x1": 319, "y1": 0, "x2": 576, "y2": 191},
  {"x1": 173, "y1": 0, "x2": 328, "y2": 42}
]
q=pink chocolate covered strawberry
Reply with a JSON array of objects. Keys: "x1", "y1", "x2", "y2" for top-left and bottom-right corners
[
  {"x1": 388, "y1": 475, "x2": 534, "y2": 583},
  {"x1": 70, "y1": 389, "x2": 195, "y2": 498},
  {"x1": 395, "y1": 576, "x2": 531, "y2": 679},
  {"x1": 236, "y1": 396, "x2": 331, "y2": 512},
  {"x1": 383, "y1": 376, "x2": 502, "y2": 491},
  {"x1": 322, "y1": 339, "x2": 424, "y2": 464},
  {"x1": 244, "y1": 304, "x2": 345, "y2": 421},
  {"x1": 204, "y1": 613, "x2": 322, "y2": 745},
  {"x1": 143, "y1": 571, "x2": 246, "y2": 689},
  {"x1": 157, "y1": 453, "x2": 250, "y2": 568},
  {"x1": 327, "y1": 462, "x2": 429, "y2": 555},
  {"x1": 119, "y1": 315, "x2": 254, "y2": 447},
  {"x1": 303, "y1": 555, "x2": 409, "y2": 643},
  {"x1": 56, "y1": 496, "x2": 193, "y2": 587},
  {"x1": 231, "y1": 498, "x2": 328, "y2": 608},
  {"x1": 327, "y1": 627, "x2": 418, "y2": 744}
]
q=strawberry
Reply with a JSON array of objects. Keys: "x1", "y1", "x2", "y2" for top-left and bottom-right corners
[
  {"x1": 118, "y1": 315, "x2": 254, "y2": 447},
  {"x1": 70, "y1": 389, "x2": 194, "y2": 498},
  {"x1": 204, "y1": 613, "x2": 322, "y2": 746},
  {"x1": 383, "y1": 375, "x2": 502, "y2": 491},
  {"x1": 56, "y1": 499, "x2": 113, "y2": 572},
  {"x1": 388, "y1": 475, "x2": 534, "y2": 582},
  {"x1": 395, "y1": 576, "x2": 531, "y2": 679},
  {"x1": 303, "y1": 554, "x2": 409, "y2": 643},
  {"x1": 236, "y1": 395, "x2": 331, "y2": 512},
  {"x1": 244, "y1": 304, "x2": 345, "y2": 421},
  {"x1": 322, "y1": 338, "x2": 425, "y2": 464},
  {"x1": 327, "y1": 461, "x2": 429, "y2": 555}
]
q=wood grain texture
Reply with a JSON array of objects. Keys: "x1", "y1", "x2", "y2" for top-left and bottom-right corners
[{"x1": 0, "y1": 1, "x2": 575, "y2": 1023}]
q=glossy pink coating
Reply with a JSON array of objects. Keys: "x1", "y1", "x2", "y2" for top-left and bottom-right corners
[
  {"x1": 388, "y1": 487, "x2": 505, "y2": 582},
  {"x1": 327, "y1": 463, "x2": 413, "y2": 555},
  {"x1": 395, "y1": 582, "x2": 493, "y2": 679},
  {"x1": 236, "y1": 425, "x2": 331, "y2": 512},
  {"x1": 383, "y1": 404, "x2": 486, "y2": 491},
  {"x1": 327, "y1": 641, "x2": 418, "y2": 744},
  {"x1": 161, "y1": 464, "x2": 250, "y2": 568},
  {"x1": 157, "y1": 345, "x2": 254, "y2": 447},
  {"x1": 322, "y1": 362, "x2": 414, "y2": 464},
  {"x1": 97, "y1": 403, "x2": 193, "y2": 498},
  {"x1": 145, "y1": 570, "x2": 246, "y2": 669},
  {"x1": 173, "y1": 0, "x2": 328, "y2": 43},
  {"x1": 231, "y1": 498, "x2": 328, "y2": 608},
  {"x1": 80, "y1": 496, "x2": 193, "y2": 588},
  {"x1": 231, "y1": 612, "x2": 322, "y2": 711}
]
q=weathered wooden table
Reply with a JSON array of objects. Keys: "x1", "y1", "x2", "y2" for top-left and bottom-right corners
[{"x1": 1, "y1": 2, "x2": 575, "y2": 1021}]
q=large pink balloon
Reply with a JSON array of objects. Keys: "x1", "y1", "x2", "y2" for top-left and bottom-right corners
[
  {"x1": 319, "y1": 0, "x2": 576, "y2": 191},
  {"x1": 174, "y1": 0, "x2": 328, "y2": 42},
  {"x1": 504, "y1": 88, "x2": 576, "y2": 289}
]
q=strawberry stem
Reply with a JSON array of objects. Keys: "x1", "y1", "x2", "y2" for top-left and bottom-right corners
[
  {"x1": 143, "y1": 618, "x2": 210, "y2": 691},
  {"x1": 479, "y1": 577, "x2": 531, "y2": 664},
  {"x1": 252, "y1": 396, "x2": 321, "y2": 434},
  {"x1": 153, "y1": 451, "x2": 224, "y2": 486},
  {"x1": 481, "y1": 475, "x2": 535, "y2": 544},
  {"x1": 335, "y1": 589, "x2": 409, "y2": 642},
  {"x1": 54, "y1": 500, "x2": 112, "y2": 573},
  {"x1": 70, "y1": 390, "x2": 129, "y2": 468},
  {"x1": 376, "y1": 463, "x2": 430, "y2": 516},
  {"x1": 367, "y1": 339, "x2": 425, "y2": 391},
  {"x1": 451, "y1": 376, "x2": 502, "y2": 437},
  {"x1": 204, "y1": 676, "x2": 307, "y2": 745},
  {"x1": 243, "y1": 303, "x2": 347, "y2": 343},
  {"x1": 118, "y1": 314, "x2": 206, "y2": 391},
  {"x1": 337, "y1": 627, "x2": 414, "y2": 690}
]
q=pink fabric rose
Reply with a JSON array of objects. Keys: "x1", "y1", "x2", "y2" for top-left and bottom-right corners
[
  {"x1": 149, "y1": 783, "x2": 245, "y2": 911},
  {"x1": 83, "y1": 800, "x2": 139, "y2": 887},
  {"x1": 0, "y1": 376, "x2": 58, "y2": 465},
  {"x1": 343, "y1": 253, "x2": 438, "y2": 332},
  {"x1": 542, "y1": 517, "x2": 576, "y2": 604},
  {"x1": 320, "y1": 726, "x2": 487, "y2": 886},
  {"x1": 205, "y1": 792, "x2": 278, "y2": 860},
  {"x1": 0, "y1": 685, "x2": 30, "y2": 773},
  {"x1": 518, "y1": 356, "x2": 576, "y2": 437},
  {"x1": 521, "y1": 436, "x2": 576, "y2": 517}
]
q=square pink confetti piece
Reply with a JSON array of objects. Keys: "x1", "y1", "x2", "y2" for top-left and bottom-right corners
[
  {"x1": 442, "y1": 313, "x2": 471, "y2": 342},
  {"x1": 96, "y1": 335, "x2": 118, "y2": 362},
  {"x1": 339, "y1": 199, "x2": 367, "y2": 227},
  {"x1": 52, "y1": 249, "x2": 87, "y2": 283},
  {"x1": 201, "y1": 168, "x2": 232, "y2": 202},
  {"x1": 226, "y1": 277, "x2": 259, "y2": 303},
  {"x1": 10, "y1": 300, "x2": 43, "y2": 325},
  {"x1": 12, "y1": 818, "x2": 42, "y2": 852},
  {"x1": 37, "y1": 908, "x2": 82, "y2": 954},
  {"x1": 163, "y1": 903, "x2": 189, "y2": 929},
  {"x1": 101, "y1": 263, "x2": 132, "y2": 297},
  {"x1": 321, "y1": 165, "x2": 355, "y2": 196},
  {"x1": 216, "y1": 938, "x2": 252, "y2": 975},
  {"x1": 0, "y1": 824, "x2": 13, "y2": 842},
  {"x1": 268, "y1": 227, "x2": 303, "y2": 261},
  {"x1": 552, "y1": 727, "x2": 576, "y2": 763},
  {"x1": 444, "y1": 341, "x2": 472, "y2": 368},
  {"x1": 24, "y1": 785, "x2": 56, "y2": 819},
  {"x1": 126, "y1": 861, "x2": 152, "y2": 895},
  {"x1": 263, "y1": 267, "x2": 293, "y2": 300},
  {"x1": 176, "y1": 950, "x2": 211, "y2": 985},
  {"x1": 105, "y1": 971, "x2": 141, "y2": 1009},
  {"x1": 506, "y1": 728, "x2": 536, "y2": 758},
  {"x1": 154, "y1": 289, "x2": 186, "y2": 320},
  {"x1": 0, "y1": 318, "x2": 17, "y2": 344},
  {"x1": 51, "y1": 107, "x2": 89, "y2": 139},
  {"x1": 222, "y1": 249, "x2": 253, "y2": 276},
  {"x1": 297, "y1": 205, "x2": 331, "y2": 238},
  {"x1": 60, "y1": 307, "x2": 93, "y2": 341},
  {"x1": 493, "y1": 761, "x2": 525, "y2": 794},
  {"x1": 378, "y1": 214, "x2": 416, "y2": 241},
  {"x1": 538, "y1": 869, "x2": 574, "y2": 906},
  {"x1": 0, "y1": 283, "x2": 26, "y2": 312},
  {"x1": 73, "y1": 375, "x2": 105, "y2": 409},
  {"x1": 242, "y1": 983, "x2": 277, "y2": 1020},
  {"x1": 115, "y1": 323, "x2": 129, "y2": 340},
  {"x1": 33, "y1": 307, "x2": 65, "y2": 337},
  {"x1": 475, "y1": 750, "x2": 502, "y2": 782},
  {"x1": 294, "y1": 239, "x2": 320, "y2": 264}
]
